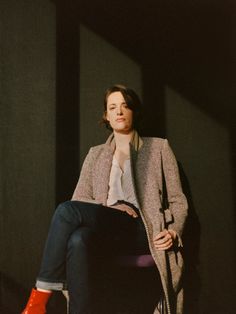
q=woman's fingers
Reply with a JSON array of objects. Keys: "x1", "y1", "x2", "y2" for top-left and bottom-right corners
[
  {"x1": 156, "y1": 243, "x2": 173, "y2": 250},
  {"x1": 155, "y1": 233, "x2": 171, "y2": 243},
  {"x1": 154, "y1": 231, "x2": 169, "y2": 244},
  {"x1": 123, "y1": 206, "x2": 138, "y2": 218},
  {"x1": 154, "y1": 237, "x2": 172, "y2": 248},
  {"x1": 154, "y1": 229, "x2": 169, "y2": 241},
  {"x1": 154, "y1": 238, "x2": 173, "y2": 250},
  {"x1": 153, "y1": 229, "x2": 174, "y2": 250},
  {"x1": 110, "y1": 204, "x2": 138, "y2": 218}
]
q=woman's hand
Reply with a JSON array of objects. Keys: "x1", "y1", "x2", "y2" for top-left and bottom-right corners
[
  {"x1": 110, "y1": 203, "x2": 138, "y2": 218},
  {"x1": 153, "y1": 229, "x2": 177, "y2": 250}
]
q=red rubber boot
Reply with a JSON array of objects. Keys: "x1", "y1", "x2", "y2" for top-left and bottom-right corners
[{"x1": 22, "y1": 288, "x2": 52, "y2": 314}]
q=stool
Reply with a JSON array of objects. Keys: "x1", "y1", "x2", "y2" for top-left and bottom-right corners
[{"x1": 115, "y1": 254, "x2": 155, "y2": 268}]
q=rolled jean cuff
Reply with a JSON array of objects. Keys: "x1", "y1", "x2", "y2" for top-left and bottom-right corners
[{"x1": 36, "y1": 279, "x2": 67, "y2": 291}]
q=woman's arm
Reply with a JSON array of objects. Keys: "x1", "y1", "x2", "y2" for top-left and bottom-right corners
[
  {"x1": 154, "y1": 139, "x2": 188, "y2": 250},
  {"x1": 71, "y1": 148, "x2": 96, "y2": 202},
  {"x1": 161, "y1": 139, "x2": 188, "y2": 238}
]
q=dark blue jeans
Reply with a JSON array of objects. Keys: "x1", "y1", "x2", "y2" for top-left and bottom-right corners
[{"x1": 36, "y1": 201, "x2": 152, "y2": 314}]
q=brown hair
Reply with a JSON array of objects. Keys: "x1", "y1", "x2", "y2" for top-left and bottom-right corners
[{"x1": 102, "y1": 84, "x2": 142, "y2": 130}]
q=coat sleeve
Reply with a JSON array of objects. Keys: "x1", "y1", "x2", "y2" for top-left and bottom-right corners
[
  {"x1": 71, "y1": 147, "x2": 97, "y2": 203},
  {"x1": 161, "y1": 139, "x2": 188, "y2": 241}
]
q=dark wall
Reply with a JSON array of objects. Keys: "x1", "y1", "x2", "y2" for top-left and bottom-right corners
[
  {"x1": 0, "y1": 0, "x2": 57, "y2": 312},
  {"x1": 1, "y1": 0, "x2": 236, "y2": 313},
  {"x1": 79, "y1": 24, "x2": 143, "y2": 165},
  {"x1": 165, "y1": 87, "x2": 235, "y2": 313}
]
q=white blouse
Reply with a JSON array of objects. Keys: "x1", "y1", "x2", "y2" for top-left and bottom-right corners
[{"x1": 107, "y1": 156, "x2": 139, "y2": 209}]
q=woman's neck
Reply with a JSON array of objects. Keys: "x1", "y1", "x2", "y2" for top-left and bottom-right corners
[
  {"x1": 113, "y1": 130, "x2": 134, "y2": 170},
  {"x1": 113, "y1": 129, "x2": 134, "y2": 154}
]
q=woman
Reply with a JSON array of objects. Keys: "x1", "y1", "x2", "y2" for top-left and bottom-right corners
[{"x1": 22, "y1": 85, "x2": 188, "y2": 314}]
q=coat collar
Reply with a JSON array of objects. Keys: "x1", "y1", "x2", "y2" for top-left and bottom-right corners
[{"x1": 104, "y1": 130, "x2": 143, "y2": 152}]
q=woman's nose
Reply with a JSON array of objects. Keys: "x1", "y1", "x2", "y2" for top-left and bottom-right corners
[{"x1": 117, "y1": 107, "x2": 123, "y2": 115}]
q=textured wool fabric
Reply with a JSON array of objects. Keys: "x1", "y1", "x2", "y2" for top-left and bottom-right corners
[{"x1": 72, "y1": 134, "x2": 188, "y2": 314}]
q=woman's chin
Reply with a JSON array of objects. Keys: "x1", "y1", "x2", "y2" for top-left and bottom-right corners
[{"x1": 113, "y1": 127, "x2": 133, "y2": 134}]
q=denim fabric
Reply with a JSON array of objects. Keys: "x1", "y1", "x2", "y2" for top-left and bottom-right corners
[{"x1": 36, "y1": 201, "x2": 152, "y2": 313}]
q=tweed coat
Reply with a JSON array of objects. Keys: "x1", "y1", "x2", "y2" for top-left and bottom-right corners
[{"x1": 72, "y1": 134, "x2": 188, "y2": 314}]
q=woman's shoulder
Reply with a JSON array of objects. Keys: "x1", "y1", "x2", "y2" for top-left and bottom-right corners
[
  {"x1": 86, "y1": 142, "x2": 112, "y2": 158},
  {"x1": 89, "y1": 143, "x2": 106, "y2": 151},
  {"x1": 87, "y1": 143, "x2": 106, "y2": 154},
  {"x1": 142, "y1": 136, "x2": 167, "y2": 146},
  {"x1": 140, "y1": 137, "x2": 173, "y2": 153}
]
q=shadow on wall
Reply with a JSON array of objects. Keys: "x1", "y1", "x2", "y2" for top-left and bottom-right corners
[{"x1": 179, "y1": 164, "x2": 201, "y2": 314}]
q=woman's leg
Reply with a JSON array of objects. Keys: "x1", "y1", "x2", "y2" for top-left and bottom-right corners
[
  {"x1": 105, "y1": 208, "x2": 162, "y2": 314},
  {"x1": 33, "y1": 200, "x2": 137, "y2": 314},
  {"x1": 63, "y1": 203, "x2": 149, "y2": 314},
  {"x1": 36, "y1": 201, "x2": 84, "y2": 290},
  {"x1": 24, "y1": 200, "x2": 157, "y2": 313},
  {"x1": 36, "y1": 200, "x2": 146, "y2": 287},
  {"x1": 66, "y1": 227, "x2": 95, "y2": 314},
  {"x1": 23, "y1": 201, "x2": 102, "y2": 314}
]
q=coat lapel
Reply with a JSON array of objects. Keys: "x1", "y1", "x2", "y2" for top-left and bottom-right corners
[{"x1": 93, "y1": 144, "x2": 114, "y2": 205}]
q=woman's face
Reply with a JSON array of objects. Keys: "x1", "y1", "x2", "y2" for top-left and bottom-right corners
[{"x1": 106, "y1": 91, "x2": 133, "y2": 133}]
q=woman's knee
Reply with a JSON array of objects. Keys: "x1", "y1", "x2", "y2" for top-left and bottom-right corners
[
  {"x1": 67, "y1": 228, "x2": 94, "y2": 252},
  {"x1": 54, "y1": 201, "x2": 81, "y2": 223},
  {"x1": 56, "y1": 200, "x2": 73, "y2": 213}
]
